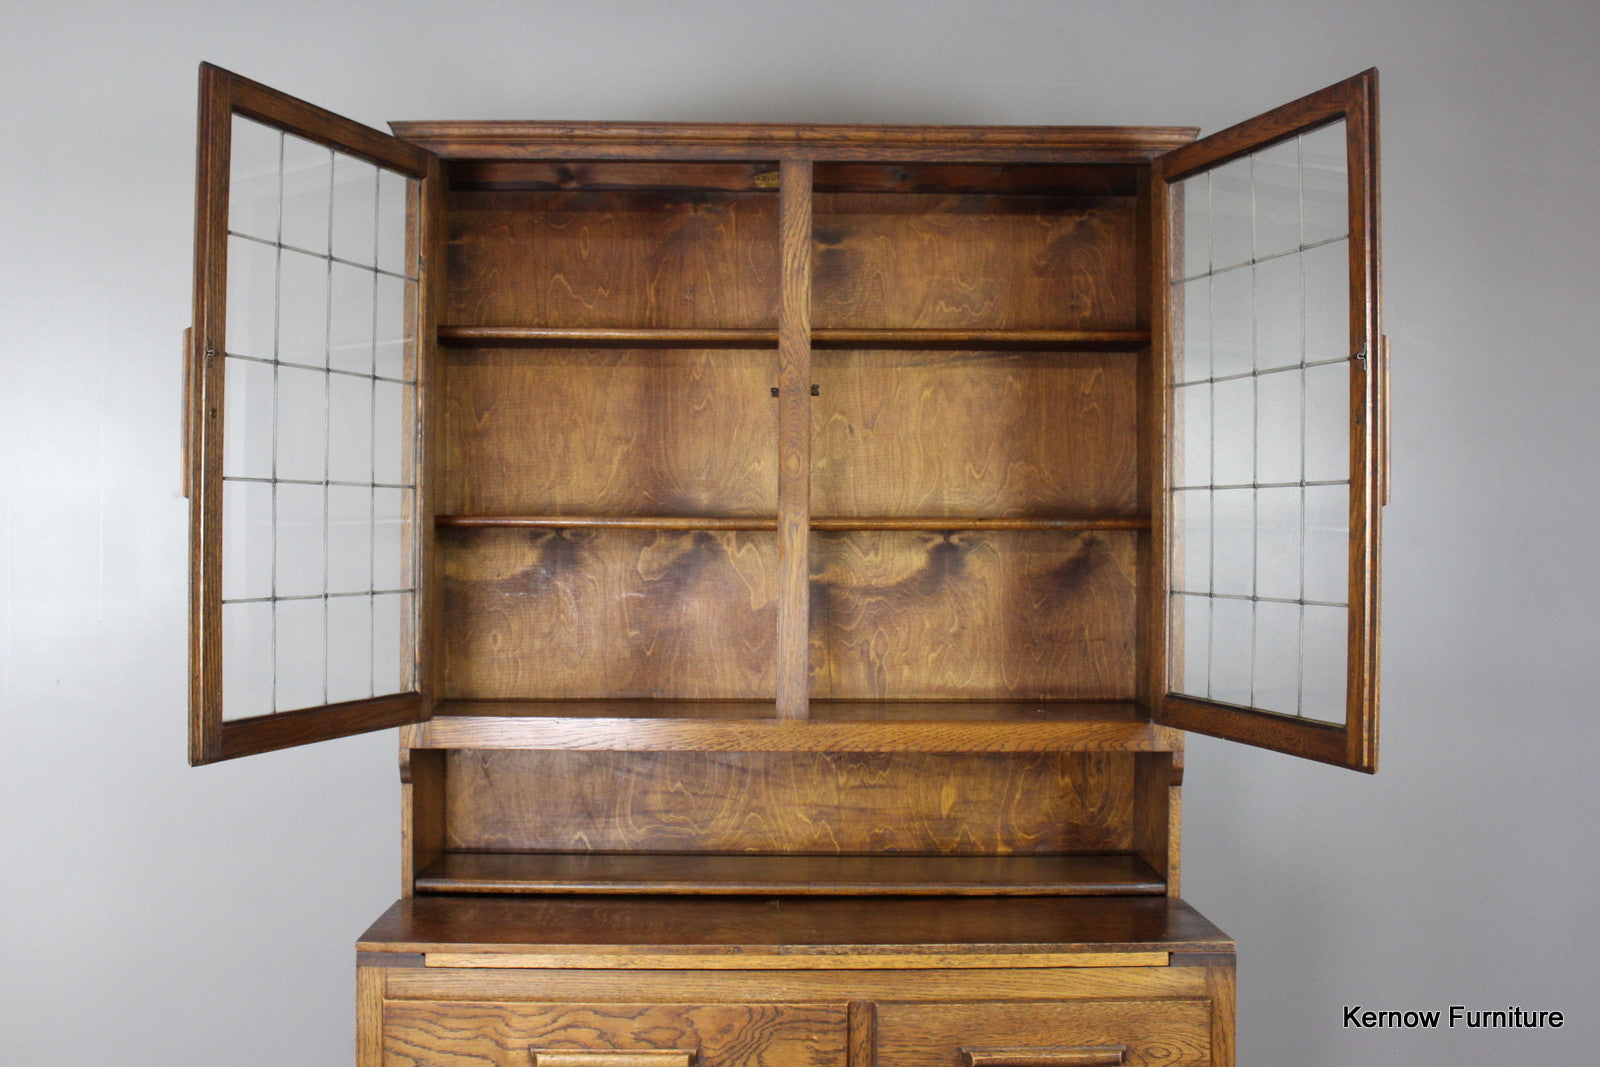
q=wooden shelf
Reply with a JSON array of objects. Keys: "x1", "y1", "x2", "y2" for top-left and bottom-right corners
[
  {"x1": 437, "y1": 325, "x2": 1150, "y2": 352},
  {"x1": 436, "y1": 515, "x2": 778, "y2": 531},
  {"x1": 438, "y1": 325, "x2": 779, "y2": 348},
  {"x1": 360, "y1": 894, "x2": 1233, "y2": 962},
  {"x1": 435, "y1": 516, "x2": 1148, "y2": 532},
  {"x1": 414, "y1": 851, "x2": 1167, "y2": 897},
  {"x1": 813, "y1": 516, "x2": 1149, "y2": 531},
  {"x1": 418, "y1": 700, "x2": 1177, "y2": 752},
  {"x1": 812, "y1": 328, "x2": 1149, "y2": 351}
]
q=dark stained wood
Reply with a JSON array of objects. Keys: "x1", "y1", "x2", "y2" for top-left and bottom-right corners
[
  {"x1": 210, "y1": 694, "x2": 423, "y2": 762},
  {"x1": 814, "y1": 517, "x2": 1150, "y2": 531},
  {"x1": 1131, "y1": 752, "x2": 1178, "y2": 896},
  {"x1": 1158, "y1": 696, "x2": 1350, "y2": 768},
  {"x1": 1350, "y1": 72, "x2": 1384, "y2": 774},
  {"x1": 439, "y1": 528, "x2": 776, "y2": 700},
  {"x1": 880, "y1": 1000, "x2": 1207, "y2": 1067},
  {"x1": 813, "y1": 162, "x2": 1140, "y2": 196},
  {"x1": 434, "y1": 325, "x2": 1151, "y2": 350},
  {"x1": 1153, "y1": 71, "x2": 1382, "y2": 773},
  {"x1": 812, "y1": 350, "x2": 1140, "y2": 521},
  {"x1": 813, "y1": 328, "x2": 1148, "y2": 350},
  {"x1": 439, "y1": 325, "x2": 779, "y2": 347},
  {"x1": 414, "y1": 852, "x2": 1166, "y2": 896},
  {"x1": 446, "y1": 188, "x2": 778, "y2": 329},
  {"x1": 390, "y1": 120, "x2": 1198, "y2": 163},
  {"x1": 440, "y1": 751, "x2": 1135, "y2": 854},
  {"x1": 417, "y1": 701, "x2": 1178, "y2": 753},
  {"x1": 188, "y1": 65, "x2": 231, "y2": 765},
  {"x1": 438, "y1": 516, "x2": 779, "y2": 531},
  {"x1": 810, "y1": 530, "x2": 1138, "y2": 700},
  {"x1": 383, "y1": 1000, "x2": 847, "y2": 1067},
  {"x1": 447, "y1": 159, "x2": 781, "y2": 192},
  {"x1": 358, "y1": 894, "x2": 1235, "y2": 956},
  {"x1": 215, "y1": 64, "x2": 431, "y2": 177},
  {"x1": 438, "y1": 347, "x2": 777, "y2": 517},
  {"x1": 1142, "y1": 158, "x2": 1170, "y2": 729},
  {"x1": 434, "y1": 517, "x2": 1150, "y2": 532},
  {"x1": 418, "y1": 144, "x2": 447, "y2": 722},
  {"x1": 189, "y1": 64, "x2": 436, "y2": 764},
  {"x1": 776, "y1": 159, "x2": 814, "y2": 720},
  {"x1": 812, "y1": 193, "x2": 1139, "y2": 331},
  {"x1": 401, "y1": 743, "x2": 445, "y2": 897},
  {"x1": 1156, "y1": 70, "x2": 1371, "y2": 182}
]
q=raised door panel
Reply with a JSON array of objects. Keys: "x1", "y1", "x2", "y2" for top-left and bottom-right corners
[
  {"x1": 875, "y1": 999, "x2": 1212, "y2": 1066},
  {"x1": 1154, "y1": 71, "x2": 1384, "y2": 771},
  {"x1": 381, "y1": 1001, "x2": 848, "y2": 1067},
  {"x1": 188, "y1": 64, "x2": 436, "y2": 762}
]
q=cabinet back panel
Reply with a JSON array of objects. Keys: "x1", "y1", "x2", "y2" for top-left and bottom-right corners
[
  {"x1": 441, "y1": 528, "x2": 776, "y2": 699},
  {"x1": 810, "y1": 530, "x2": 1138, "y2": 700},
  {"x1": 443, "y1": 750, "x2": 1135, "y2": 854},
  {"x1": 447, "y1": 190, "x2": 779, "y2": 328},
  {"x1": 812, "y1": 350, "x2": 1139, "y2": 519},
  {"x1": 812, "y1": 193, "x2": 1138, "y2": 330},
  {"x1": 440, "y1": 347, "x2": 778, "y2": 516}
]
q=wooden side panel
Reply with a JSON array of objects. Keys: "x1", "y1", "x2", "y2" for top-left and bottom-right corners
[
  {"x1": 442, "y1": 751, "x2": 1136, "y2": 854},
  {"x1": 1131, "y1": 752, "x2": 1179, "y2": 894},
  {"x1": 383, "y1": 1001, "x2": 847, "y2": 1067},
  {"x1": 401, "y1": 746, "x2": 446, "y2": 897},
  {"x1": 812, "y1": 193, "x2": 1139, "y2": 330},
  {"x1": 356, "y1": 964, "x2": 384, "y2": 1067},
  {"x1": 810, "y1": 530, "x2": 1138, "y2": 700},
  {"x1": 440, "y1": 528, "x2": 776, "y2": 699},
  {"x1": 446, "y1": 189, "x2": 779, "y2": 328},
  {"x1": 438, "y1": 347, "x2": 778, "y2": 517},
  {"x1": 875, "y1": 999, "x2": 1211, "y2": 1067},
  {"x1": 812, "y1": 350, "x2": 1140, "y2": 520}
]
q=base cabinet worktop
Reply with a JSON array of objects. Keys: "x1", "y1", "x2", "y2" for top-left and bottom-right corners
[
  {"x1": 185, "y1": 63, "x2": 1383, "y2": 1066},
  {"x1": 358, "y1": 897, "x2": 1234, "y2": 1067}
]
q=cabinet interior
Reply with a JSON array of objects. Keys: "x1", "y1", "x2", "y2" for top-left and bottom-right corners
[{"x1": 404, "y1": 153, "x2": 1177, "y2": 898}]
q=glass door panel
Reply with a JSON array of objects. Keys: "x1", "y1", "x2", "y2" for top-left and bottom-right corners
[
  {"x1": 1156, "y1": 71, "x2": 1383, "y2": 771},
  {"x1": 189, "y1": 64, "x2": 435, "y2": 763}
]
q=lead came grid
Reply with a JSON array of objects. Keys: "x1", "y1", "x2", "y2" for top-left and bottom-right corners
[
  {"x1": 1169, "y1": 121, "x2": 1351, "y2": 725},
  {"x1": 219, "y1": 114, "x2": 419, "y2": 720}
]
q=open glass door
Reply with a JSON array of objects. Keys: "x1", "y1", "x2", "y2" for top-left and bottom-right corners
[
  {"x1": 1154, "y1": 71, "x2": 1385, "y2": 771},
  {"x1": 187, "y1": 64, "x2": 437, "y2": 763}
]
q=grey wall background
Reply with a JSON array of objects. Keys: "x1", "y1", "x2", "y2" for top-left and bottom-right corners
[{"x1": 2, "y1": 1, "x2": 1596, "y2": 1063}]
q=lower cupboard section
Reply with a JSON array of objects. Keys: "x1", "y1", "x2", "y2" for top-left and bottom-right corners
[
  {"x1": 381, "y1": 1001, "x2": 848, "y2": 1067},
  {"x1": 367, "y1": 971, "x2": 1227, "y2": 1067}
]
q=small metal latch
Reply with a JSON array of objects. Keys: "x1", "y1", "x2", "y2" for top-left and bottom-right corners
[{"x1": 770, "y1": 385, "x2": 821, "y2": 397}]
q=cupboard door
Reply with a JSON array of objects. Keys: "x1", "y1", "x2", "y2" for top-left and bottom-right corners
[
  {"x1": 1153, "y1": 71, "x2": 1384, "y2": 771},
  {"x1": 187, "y1": 64, "x2": 437, "y2": 763}
]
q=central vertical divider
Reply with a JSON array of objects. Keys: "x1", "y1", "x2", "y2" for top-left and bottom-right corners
[{"x1": 775, "y1": 158, "x2": 814, "y2": 720}]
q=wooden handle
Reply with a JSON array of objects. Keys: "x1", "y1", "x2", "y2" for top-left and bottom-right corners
[
  {"x1": 531, "y1": 1052, "x2": 695, "y2": 1067},
  {"x1": 181, "y1": 327, "x2": 195, "y2": 499},
  {"x1": 1380, "y1": 333, "x2": 1391, "y2": 507},
  {"x1": 962, "y1": 1046, "x2": 1127, "y2": 1067}
]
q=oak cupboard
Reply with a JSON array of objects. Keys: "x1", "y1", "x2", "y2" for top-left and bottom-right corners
[{"x1": 185, "y1": 63, "x2": 1385, "y2": 1066}]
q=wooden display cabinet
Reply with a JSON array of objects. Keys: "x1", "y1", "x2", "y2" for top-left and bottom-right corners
[{"x1": 186, "y1": 63, "x2": 1385, "y2": 1066}]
